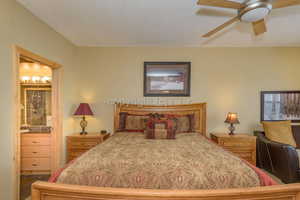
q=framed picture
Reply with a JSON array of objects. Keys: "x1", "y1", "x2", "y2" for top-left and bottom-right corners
[
  {"x1": 144, "y1": 62, "x2": 191, "y2": 97},
  {"x1": 23, "y1": 87, "x2": 52, "y2": 126},
  {"x1": 261, "y1": 91, "x2": 300, "y2": 122}
]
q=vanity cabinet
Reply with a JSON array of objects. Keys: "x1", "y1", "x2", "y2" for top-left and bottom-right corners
[{"x1": 21, "y1": 133, "x2": 51, "y2": 175}]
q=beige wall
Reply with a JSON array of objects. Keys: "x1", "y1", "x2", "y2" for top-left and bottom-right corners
[
  {"x1": 74, "y1": 47, "x2": 300, "y2": 135},
  {"x1": 1, "y1": 1, "x2": 300, "y2": 199},
  {"x1": 0, "y1": 0, "x2": 77, "y2": 199}
]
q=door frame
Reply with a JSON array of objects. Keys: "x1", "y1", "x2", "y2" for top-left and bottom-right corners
[{"x1": 12, "y1": 45, "x2": 63, "y2": 200}]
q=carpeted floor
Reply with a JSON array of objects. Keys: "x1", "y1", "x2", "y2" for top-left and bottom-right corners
[{"x1": 20, "y1": 175, "x2": 50, "y2": 200}]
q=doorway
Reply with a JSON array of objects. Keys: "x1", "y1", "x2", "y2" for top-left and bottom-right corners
[{"x1": 12, "y1": 46, "x2": 63, "y2": 200}]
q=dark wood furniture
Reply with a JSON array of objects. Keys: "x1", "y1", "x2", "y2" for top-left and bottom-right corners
[{"x1": 210, "y1": 133, "x2": 256, "y2": 165}]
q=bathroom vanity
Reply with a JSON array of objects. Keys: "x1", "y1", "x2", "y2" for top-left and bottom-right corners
[
  {"x1": 21, "y1": 133, "x2": 51, "y2": 175},
  {"x1": 20, "y1": 84, "x2": 53, "y2": 175}
]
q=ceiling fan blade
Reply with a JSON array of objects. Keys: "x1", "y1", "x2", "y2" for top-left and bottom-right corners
[
  {"x1": 197, "y1": 0, "x2": 244, "y2": 9},
  {"x1": 202, "y1": 16, "x2": 240, "y2": 37},
  {"x1": 272, "y1": 0, "x2": 300, "y2": 9},
  {"x1": 252, "y1": 19, "x2": 267, "y2": 36}
]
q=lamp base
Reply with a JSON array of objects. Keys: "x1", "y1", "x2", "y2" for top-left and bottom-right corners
[
  {"x1": 80, "y1": 116, "x2": 88, "y2": 135},
  {"x1": 80, "y1": 131, "x2": 88, "y2": 135},
  {"x1": 228, "y1": 123, "x2": 236, "y2": 135}
]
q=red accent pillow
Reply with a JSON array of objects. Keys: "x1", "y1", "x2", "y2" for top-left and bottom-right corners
[{"x1": 145, "y1": 118, "x2": 176, "y2": 139}]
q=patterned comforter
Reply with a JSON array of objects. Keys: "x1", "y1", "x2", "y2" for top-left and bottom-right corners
[{"x1": 52, "y1": 132, "x2": 276, "y2": 189}]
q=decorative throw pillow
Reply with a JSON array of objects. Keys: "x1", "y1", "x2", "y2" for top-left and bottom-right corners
[
  {"x1": 125, "y1": 115, "x2": 148, "y2": 131},
  {"x1": 166, "y1": 114, "x2": 195, "y2": 133},
  {"x1": 149, "y1": 113, "x2": 164, "y2": 120},
  {"x1": 155, "y1": 123, "x2": 166, "y2": 130},
  {"x1": 118, "y1": 112, "x2": 127, "y2": 131},
  {"x1": 145, "y1": 118, "x2": 176, "y2": 139},
  {"x1": 262, "y1": 121, "x2": 297, "y2": 147},
  {"x1": 142, "y1": 118, "x2": 150, "y2": 131},
  {"x1": 145, "y1": 127, "x2": 154, "y2": 139},
  {"x1": 118, "y1": 112, "x2": 149, "y2": 132}
]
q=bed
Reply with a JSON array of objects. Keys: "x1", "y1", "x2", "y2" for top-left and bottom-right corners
[{"x1": 32, "y1": 103, "x2": 300, "y2": 200}]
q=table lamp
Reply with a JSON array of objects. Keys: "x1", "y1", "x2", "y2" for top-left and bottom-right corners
[
  {"x1": 74, "y1": 103, "x2": 94, "y2": 135},
  {"x1": 224, "y1": 112, "x2": 240, "y2": 135}
]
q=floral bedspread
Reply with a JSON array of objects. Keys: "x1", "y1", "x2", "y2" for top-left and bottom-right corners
[{"x1": 55, "y1": 132, "x2": 276, "y2": 189}]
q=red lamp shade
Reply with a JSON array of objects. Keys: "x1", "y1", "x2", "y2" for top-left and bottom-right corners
[{"x1": 74, "y1": 103, "x2": 94, "y2": 116}]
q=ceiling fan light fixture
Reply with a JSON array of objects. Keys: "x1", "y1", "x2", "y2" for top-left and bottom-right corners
[
  {"x1": 201, "y1": 0, "x2": 300, "y2": 38},
  {"x1": 239, "y1": 1, "x2": 272, "y2": 22}
]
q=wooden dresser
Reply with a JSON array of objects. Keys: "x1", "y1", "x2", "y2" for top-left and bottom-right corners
[
  {"x1": 21, "y1": 133, "x2": 51, "y2": 175},
  {"x1": 210, "y1": 133, "x2": 257, "y2": 166},
  {"x1": 67, "y1": 133, "x2": 110, "y2": 163}
]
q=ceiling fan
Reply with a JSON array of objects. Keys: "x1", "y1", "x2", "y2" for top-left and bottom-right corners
[{"x1": 198, "y1": 0, "x2": 300, "y2": 37}]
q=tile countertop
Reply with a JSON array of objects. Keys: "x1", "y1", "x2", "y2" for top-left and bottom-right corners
[
  {"x1": 20, "y1": 130, "x2": 51, "y2": 134},
  {"x1": 20, "y1": 126, "x2": 52, "y2": 134}
]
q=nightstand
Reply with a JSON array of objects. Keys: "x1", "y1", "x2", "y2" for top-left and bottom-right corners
[
  {"x1": 67, "y1": 133, "x2": 110, "y2": 162},
  {"x1": 210, "y1": 133, "x2": 257, "y2": 166}
]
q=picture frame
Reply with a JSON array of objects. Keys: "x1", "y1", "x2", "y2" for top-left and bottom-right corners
[
  {"x1": 144, "y1": 62, "x2": 191, "y2": 97},
  {"x1": 23, "y1": 86, "x2": 52, "y2": 126},
  {"x1": 261, "y1": 91, "x2": 300, "y2": 122}
]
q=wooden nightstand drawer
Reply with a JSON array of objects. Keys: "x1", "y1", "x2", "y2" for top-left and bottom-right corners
[
  {"x1": 223, "y1": 146, "x2": 253, "y2": 152},
  {"x1": 67, "y1": 133, "x2": 110, "y2": 162},
  {"x1": 220, "y1": 140, "x2": 255, "y2": 148},
  {"x1": 211, "y1": 133, "x2": 257, "y2": 166},
  {"x1": 231, "y1": 150, "x2": 252, "y2": 157},
  {"x1": 68, "y1": 140, "x2": 100, "y2": 149},
  {"x1": 68, "y1": 151, "x2": 86, "y2": 160},
  {"x1": 68, "y1": 156, "x2": 78, "y2": 162}
]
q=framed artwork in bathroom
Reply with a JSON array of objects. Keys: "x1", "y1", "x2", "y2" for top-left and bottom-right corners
[
  {"x1": 144, "y1": 62, "x2": 191, "y2": 97},
  {"x1": 22, "y1": 86, "x2": 52, "y2": 126},
  {"x1": 261, "y1": 91, "x2": 300, "y2": 122}
]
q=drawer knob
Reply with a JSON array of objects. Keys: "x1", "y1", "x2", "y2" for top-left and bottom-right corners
[
  {"x1": 32, "y1": 141, "x2": 39, "y2": 144},
  {"x1": 32, "y1": 164, "x2": 38, "y2": 166},
  {"x1": 32, "y1": 152, "x2": 37, "y2": 154}
]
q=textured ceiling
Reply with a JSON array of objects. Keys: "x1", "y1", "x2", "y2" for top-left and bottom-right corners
[{"x1": 17, "y1": 0, "x2": 300, "y2": 47}]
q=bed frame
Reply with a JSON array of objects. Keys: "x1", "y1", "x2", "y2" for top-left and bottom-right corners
[{"x1": 32, "y1": 103, "x2": 300, "y2": 200}]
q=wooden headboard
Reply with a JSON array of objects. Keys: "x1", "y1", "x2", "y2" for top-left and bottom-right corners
[{"x1": 114, "y1": 103, "x2": 207, "y2": 136}]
